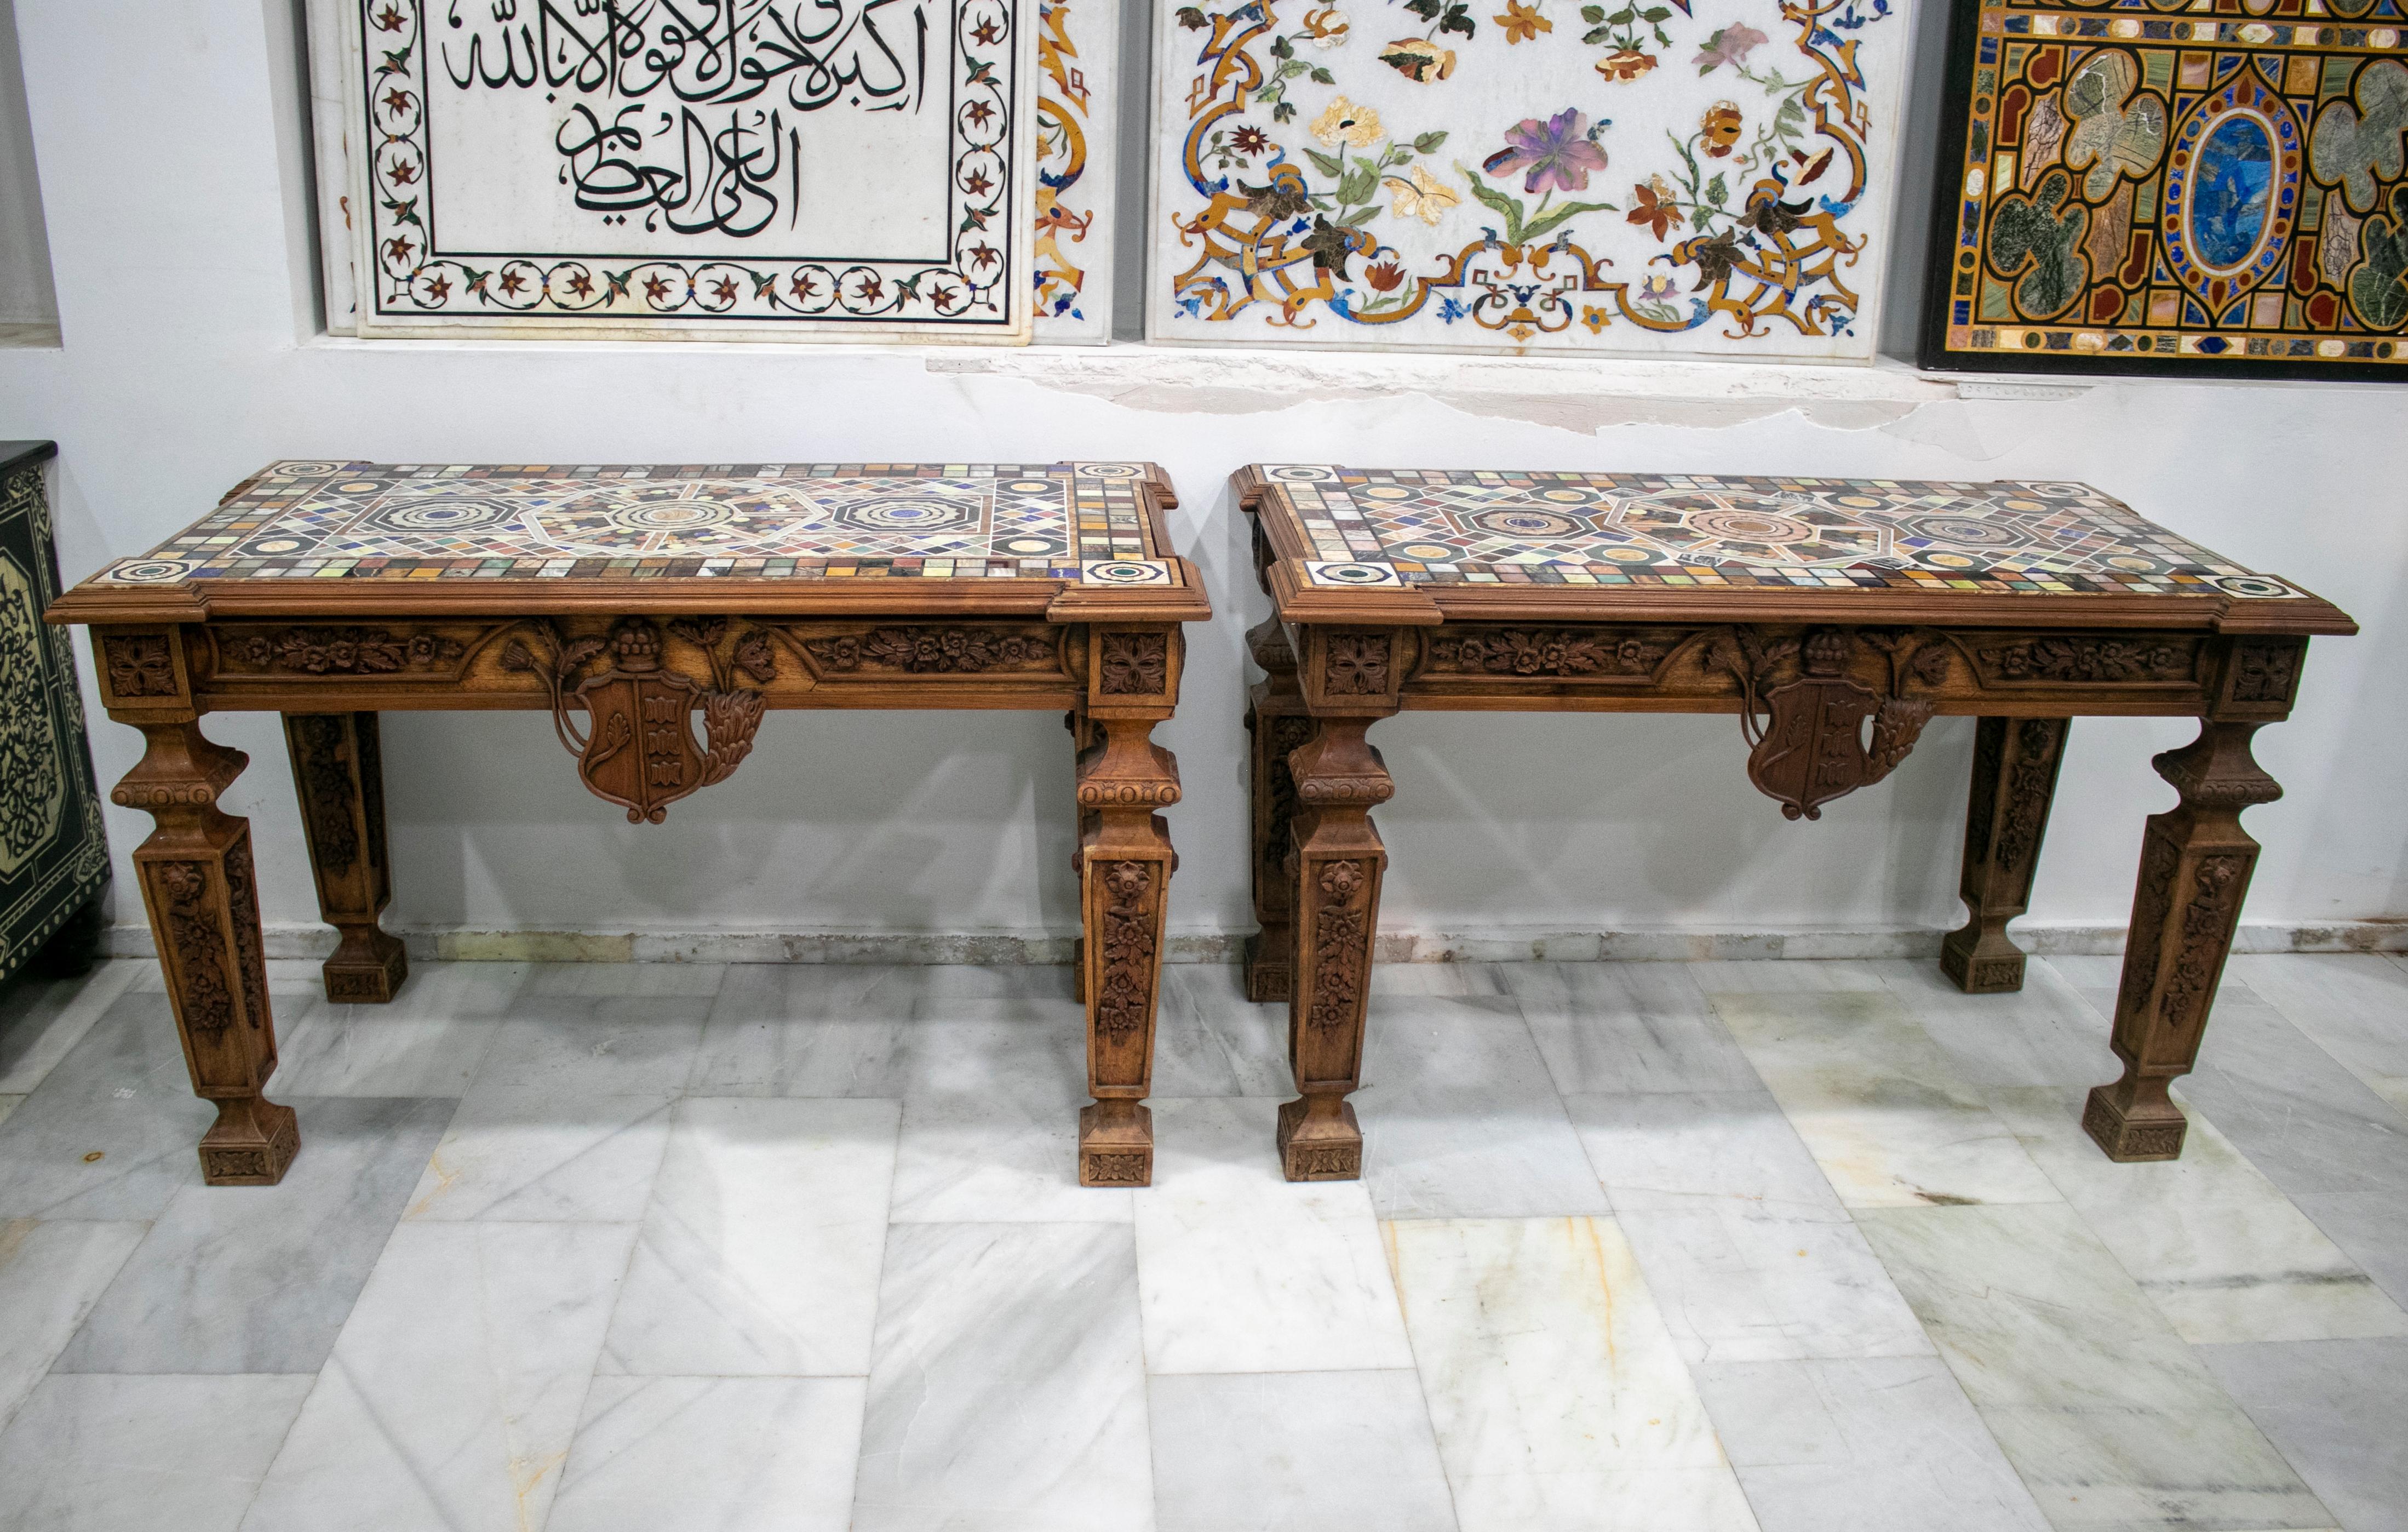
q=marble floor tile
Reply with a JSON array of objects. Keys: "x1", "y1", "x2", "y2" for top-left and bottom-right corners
[
  {"x1": 53, "y1": 1095, "x2": 455, "y2": 1376},
  {"x1": 242, "y1": 1220, "x2": 636, "y2": 1532},
  {"x1": 0, "y1": 1095, "x2": 20, "y2": 1128},
  {"x1": 690, "y1": 965, "x2": 1087, "y2": 1104},
  {"x1": 2227, "y1": 954, "x2": 2408, "y2": 1111},
  {"x1": 1386, "y1": 1216, "x2": 1757, "y2": 1532},
  {"x1": 1686, "y1": 961, "x2": 1889, "y2": 993},
  {"x1": 472, "y1": 985, "x2": 714, "y2": 1100},
  {"x1": 0, "y1": 990, "x2": 214, "y2": 1220},
  {"x1": 2157, "y1": 993, "x2": 2408, "y2": 1202},
  {"x1": 1148, "y1": 1370, "x2": 1457, "y2": 1532},
  {"x1": 1568, "y1": 1089, "x2": 1847, "y2": 1215},
  {"x1": 1134, "y1": 1097, "x2": 1415, "y2": 1375},
  {"x1": 853, "y1": 1222, "x2": 1150, "y2": 1532},
  {"x1": 890, "y1": 1094, "x2": 1133, "y2": 1224},
  {"x1": 0, "y1": 961, "x2": 139, "y2": 1093},
  {"x1": 1987, "y1": 1086, "x2": 2406, "y2": 1344},
  {"x1": 2039, "y1": 957, "x2": 2155, "y2": 991},
  {"x1": 1371, "y1": 963, "x2": 1511, "y2": 997},
  {"x1": 270, "y1": 961, "x2": 529, "y2": 1097},
  {"x1": 404, "y1": 1087, "x2": 671, "y2": 1223},
  {"x1": 2198, "y1": 1336, "x2": 2408, "y2": 1532},
  {"x1": 1568, "y1": 1091, "x2": 1934, "y2": 1364},
  {"x1": 601, "y1": 1096, "x2": 898, "y2": 1377},
  {"x1": 1357, "y1": 995, "x2": 1611, "y2": 1220},
  {"x1": 1710, "y1": 991, "x2": 2062, "y2": 1209},
  {"x1": 0, "y1": 1373, "x2": 315, "y2": 1532},
  {"x1": 1502, "y1": 962, "x2": 1764, "y2": 1096},
  {"x1": 527, "y1": 961, "x2": 729, "y2": 998},
  {"x1": 1856, "y1": 1203, "x2": 2330, "y2": 1531},
  {"x1": 130, "y1": 956, "x2": 324, "y2": 994},
  {"x1": 0, "y1": 1219, "x2": 146, "y2": 1430},
  {"x1": 2291, "y1": 1190, "x2": 2408, "y2": 1310},
  {"x1": 1872, "y1": 960, "x2": 2121, "y2": 1089},
  {"x1": 549, "y1": 1375, "x2": 867, "y2": 1532},
  {"x1": 1150, "y1": 965, "x2": 1292, "y2": 1098},
  {"x1": 1695, "y1": 1357, "x2": 2049, "y2": 1532}
]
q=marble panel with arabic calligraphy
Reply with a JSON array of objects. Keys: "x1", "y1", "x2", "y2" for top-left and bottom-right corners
[
  {"x1": 317, "y1": 0, "x2": 1037, "y2": 341},
  {"x1": 1145, "y1": 0, "x2": 1911, "y2": 358}
]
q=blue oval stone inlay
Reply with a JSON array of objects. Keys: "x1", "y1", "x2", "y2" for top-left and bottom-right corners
[{"x1": 2189, "y1": 115, "x2": 2274, "y2": 268}]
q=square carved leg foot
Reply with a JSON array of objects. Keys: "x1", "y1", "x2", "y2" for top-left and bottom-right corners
[
  {"x1": 1079, "y1": 1101, "x2": 1153, "y2": 1187},
  {"x1": 198, "y1": 1098, "x2": 300, "y2": 1185},
  {"x1": 1243, "y1": 933, "x2": 1292, "y2": 1004},
  {"x1": 324, "y1": 926, "x2": 409, "y2": 1004},
  {"x1": 2082, "y1": 1085, "x2": 2187, "y2": 1162},
  {"x1": 1939, "y1": 927, "x2": 2027, "y2": 994},
  {"x1": 1277, "y1": 1097, "x2": 1363, "y2": 1181}
]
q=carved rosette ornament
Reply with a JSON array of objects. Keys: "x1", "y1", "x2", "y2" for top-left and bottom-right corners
[
  {"x1": 1321, "y1": 633, "x2": 1392, "y2": 696},
  {"x1": 102, "y1": 633, "x2": 178, "y2": 698},
  {"x1": 1098, "y1": 631, "x2": 1170, "y2": 696},
  {"x1": 1716, "y1": 627, "x2": 1936, "y2": 820},
  {"x1": 506, "y1": 618, "x2": 769, "y2": 824},
  {"x1": 1978, "y1": 635, "x2": 2196, "y2": 684}
]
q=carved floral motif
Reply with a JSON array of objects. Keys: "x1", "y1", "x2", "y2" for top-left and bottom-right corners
[
  {"x1": 226, "y1": 627, "x2": 464, "y2": 674},
  {"x1": 1979, "y1": 635, "x2": 2193, "y2": 683},
  {"x1": 806, "y1": 627, "x2": 1057, "y2": 675},
  {"x1": 1306, "y1": 859, "x2": 1369, "y2": 1032},
  {"x1": 2159, "y1": 854, "x2": 2246, "y2": 1033},
  {"x1": 1094, "y1": 860, "x2": 1157, "y2": 1043},
  {"x1": 1995, "y1": 719, "x2": 2062, "y2": 876},
  {"x1": 1423, "y1": 628, "x2": 1667, "y2": 678},
  {"x1": 290, "y1": 717, "x2": 360, "y2": 878},
  {"x1": 151, "y1": 859, "x2": 232, "y2": 1037}
]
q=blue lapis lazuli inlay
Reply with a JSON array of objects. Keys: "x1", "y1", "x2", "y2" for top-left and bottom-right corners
[{"x1": 2190, "y1": 115, "x2": 2274, "y2": 269}]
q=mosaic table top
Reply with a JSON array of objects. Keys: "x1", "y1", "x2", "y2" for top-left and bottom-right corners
[
  {"x1": 1246, "y1": 466, "x2": 2328, "y2": 606},
  {"x1": 79, "y1": 462, "x2": 1185, "y2": 593}
]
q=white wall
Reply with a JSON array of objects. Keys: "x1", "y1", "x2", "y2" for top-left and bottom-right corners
[{"x1": 2, "y1": 1, "x2": 2403, "y2": 958}]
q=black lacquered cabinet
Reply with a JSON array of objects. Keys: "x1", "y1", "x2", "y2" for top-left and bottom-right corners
[{"x1": 0, "y1": 442, "x2": 108, "y2": 981}]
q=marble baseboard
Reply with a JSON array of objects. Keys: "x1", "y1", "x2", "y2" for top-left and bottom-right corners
[{"x1": 96, "y1": 922, "x2": 2408, "y2": 967}]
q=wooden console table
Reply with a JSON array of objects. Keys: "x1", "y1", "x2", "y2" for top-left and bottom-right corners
[
  {"x1": 1235, "y1": 465, "x2": 2354, "y2": 1182},
  {"x1": 49, "y1": 461, "x2": 1207, "y2": 1188}
]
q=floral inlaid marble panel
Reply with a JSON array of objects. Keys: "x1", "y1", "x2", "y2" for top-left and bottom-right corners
[
  {"x1": 1149, "y1": 0, "x2": 1911, "y2": 357},
  {"x1": 1035, "y1": 0, "x2": 1123, "y2": 341},
  {"x1": 93, "y1": 464, "x2": 1179, "y2": 587},
  {"x1": 313, "y1": 0, "x2": 1038, "y2": 341},
  {"x1": 1255, "y1": 465, "x2": 2310, "y2": 596}
]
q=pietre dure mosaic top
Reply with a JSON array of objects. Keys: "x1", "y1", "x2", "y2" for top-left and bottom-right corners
[
  {"x1": 89, "y1": 463, "x2": 1179, "y2": 588},
  {"x1": 1254, "y1": 465, "x2": 2307, "y2": 597}
]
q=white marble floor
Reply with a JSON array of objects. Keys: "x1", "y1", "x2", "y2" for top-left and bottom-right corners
[{"x1": 2, "y1": 951, "x2": 2406, "y2": 1532}]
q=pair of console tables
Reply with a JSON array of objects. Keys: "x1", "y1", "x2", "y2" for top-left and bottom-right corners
[{"x1": 47, "y1": 460, "x2": 2352, "y2": 1190}]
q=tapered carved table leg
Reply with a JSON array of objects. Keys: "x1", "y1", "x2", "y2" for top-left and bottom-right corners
[
  {"x1": 284, "y1": 713, "x2": 409, "y2": 1003},
  {"x1": 1941, "y1": 717, "x2": 2071, "y2": 994},
  {"x1": 1280, "y1": 716, "x2": 1392, "y2": 1182},
  {"x1": 117, "y1": 721, "x2": 297, "y2": 1185},
  {"x1": 1075, "y1": 714, "x2": 1179, "y2": 1186},
  {"x1": 1243, "y1": 617, "x2": 1309, "y2": 1003},
  {"x1": 2085, "y1": 721, "x2": 2281, "y2": 1161}
]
